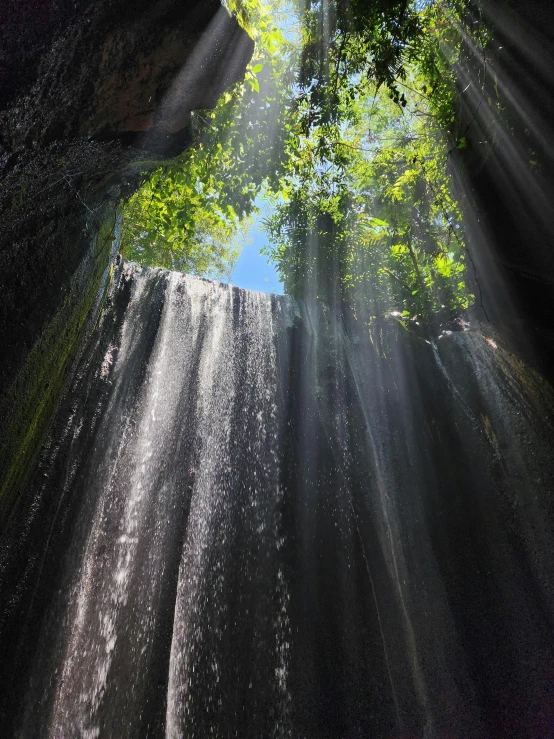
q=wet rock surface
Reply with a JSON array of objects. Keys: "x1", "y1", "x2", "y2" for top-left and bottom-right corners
[{"x1": 0, "y1": 0, "x2": 252, "y2": 522}]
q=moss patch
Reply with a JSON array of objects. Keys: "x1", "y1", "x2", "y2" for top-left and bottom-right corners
[{"x1": 0, "y1": 206, "x2": 119, "y2": 525}]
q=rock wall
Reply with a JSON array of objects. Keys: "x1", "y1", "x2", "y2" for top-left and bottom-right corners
[
  {"x1": 0, "y1": 0, "x2": 253, "y2": 523},
  {"x1": 453, "y1": 0, "x2": 554, "y2": 375}
]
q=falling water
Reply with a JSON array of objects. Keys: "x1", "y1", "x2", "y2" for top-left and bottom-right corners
[{"x1": 1, "y1": 262, "x2": 554, "y2": 738}]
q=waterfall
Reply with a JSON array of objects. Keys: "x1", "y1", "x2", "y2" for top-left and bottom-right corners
[{"x1": 1, "y1": 262, "x2": 554, "y2": 738}]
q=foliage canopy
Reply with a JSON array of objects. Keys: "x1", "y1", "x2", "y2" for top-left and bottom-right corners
[{"x1": 120, "y1": 0, "x2": 485, "y2": 324}]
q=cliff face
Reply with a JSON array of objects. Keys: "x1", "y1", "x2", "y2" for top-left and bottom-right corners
[
  {"x1": 0, "y1": 0, "x2": 253, "y2": 523},
  {"x1": 0, "y1": 0, "x2": 253, "y2": 149},
  {"x1": 453, "y1": 0, "x2": 554, "y2": 374}
]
